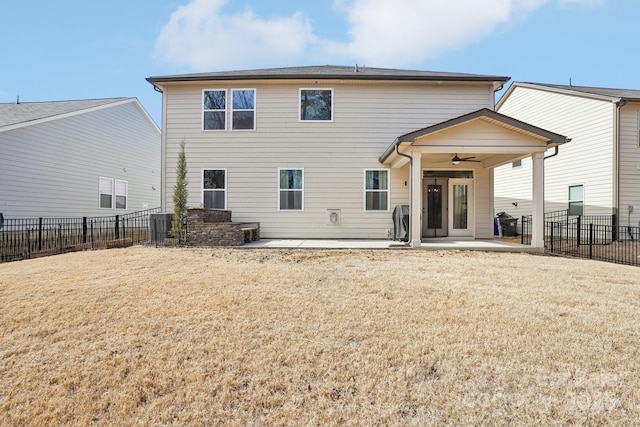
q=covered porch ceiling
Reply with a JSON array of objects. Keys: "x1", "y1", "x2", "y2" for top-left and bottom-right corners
[{"x1": 379, "y1": 108, "x2": 569, "y2": 168}]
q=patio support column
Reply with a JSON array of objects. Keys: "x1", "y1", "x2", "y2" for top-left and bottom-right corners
[
  {"x1": 531, "y1": 152, "x2": 545, "y2": 249},
  {"x1": 410, "y1": 151, "x2": 422, "y2": 248}
]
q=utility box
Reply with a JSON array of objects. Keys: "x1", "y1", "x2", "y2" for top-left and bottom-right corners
[{"x1": 149, "y1": 213, "x2": 173, "y2": 243}]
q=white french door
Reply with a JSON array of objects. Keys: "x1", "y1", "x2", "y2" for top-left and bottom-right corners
[{"x1": 448, "y1": 178, "x2": 474, "y2": 237}]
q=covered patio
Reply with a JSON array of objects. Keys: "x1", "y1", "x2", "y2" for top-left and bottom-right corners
[{"x1": 378, "y1": 108, "x2": 568, "y2": 249}]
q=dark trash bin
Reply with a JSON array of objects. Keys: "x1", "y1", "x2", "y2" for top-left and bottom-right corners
[{"x1": 496, "y1": 212, "x2": 518, "y2": 237}]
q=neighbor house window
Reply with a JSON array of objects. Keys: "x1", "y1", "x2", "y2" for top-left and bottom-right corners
[
  {"x1": 99, "y1": 177, "x2": 114, "y2": 209},
  {"x1": 364, "y1": 169, "x2": 389, "y2": 211},
  {"x1": 115, "y1": 180, "x2": 128, "y2": 209},
  {"x1": 279, "y1": 168, "x2": 303, "y2": 210},
  {"x1": 512, "y1": 159, "x2": 522, "y2": 168},
  {"x1": 203, "y1": 90, "x2": 226, "y2": 130},
  {"x1": 231, "y1": 89, "x2": 255, "y2": 130},
  {"x1": 568, "y1": 184, "x2": 584, "y2": 216},
  {"x1": 203, "y1": 169, "x2": 227, "y2": 209},
  {"x1": 300, "y1": 89, "x2": 333, "y2": 121}
]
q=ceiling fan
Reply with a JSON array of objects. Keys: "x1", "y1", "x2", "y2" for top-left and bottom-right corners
[{"x1": 451, "y1": 154, "x2": 480, "y2": 165}]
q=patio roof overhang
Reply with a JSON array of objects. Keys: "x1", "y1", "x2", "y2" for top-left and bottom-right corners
[{"x1": 379, "y1": 108, "x2": 569, "y2": 168}]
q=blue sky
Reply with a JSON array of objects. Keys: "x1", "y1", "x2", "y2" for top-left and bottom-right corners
[{"x1": 0, "y1": 0, "x2": 636, "y2": 126}]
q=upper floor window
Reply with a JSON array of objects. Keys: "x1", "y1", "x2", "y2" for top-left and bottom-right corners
[
  {"x1": 231, "y1": 89, "x2": 255, "y2": 130},
  {"x1": 203, "y1": 90, "x2": 226, "y2": 130},
  {"x1": 300, "y1": 89, "x2": 333, "y2": 121},
  {"x1": 279, "y1": 168, "x2": 303, "y2": 210},
  {"x1": 568, "y1": 184, "x2": 584, "y2": 216},
  {"x1": 364, "y1": 169, "x2": 389, "y2": 211},
  {"x1": 512, "y1": 159, "x2": 522, "y2": 168},
  {"x1": 203, "y1": 169, "x2": 227, "y2": 209}
]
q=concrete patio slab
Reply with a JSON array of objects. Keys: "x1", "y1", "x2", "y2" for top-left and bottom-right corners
[{"x1": 243, "y1": 239, "x2": 540, "y2": 252}]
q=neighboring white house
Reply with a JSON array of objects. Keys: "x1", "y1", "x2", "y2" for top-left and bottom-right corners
[
  {"x1": 147, "y1": 66, "x2": 567, "y2": 248},
  {"x1": 496, "y1": 82, "x2": 640, "y2": 228},
  {"x1": 0, "y1": 98, "x2": 161, "y2": 218}
]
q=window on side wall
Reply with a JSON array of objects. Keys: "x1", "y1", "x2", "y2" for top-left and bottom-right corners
[
  {"x1": 512, "y1": 159, "x2": 522, "y2": 168},
  {"x1": 115, "y1": 180, "x2": 128, "y2": 209},
  {"x1": 279, "y1": 168, "x2": 303, "y2": 210},
  {"x1": 568, "y1": 184, "x2": 584, "y2": 216},
  {"x1": 203, "y1": 90, "x2": 226, "y2": 130},
  {"x1": 203, "y1": 169, "x2": 227, "y2": 209},
  {"x1": 364, "y1": 169, "x2": 389, "y2": 211},
  {"x1": 231, "y1": 89, "x2": 255, "y2": 130},
  {"x1": 99, "y1": 177, "x2": 114, "y2": 209},
  {"x1": 300, "y1": 89, "x2": 333, "y2": 121}
]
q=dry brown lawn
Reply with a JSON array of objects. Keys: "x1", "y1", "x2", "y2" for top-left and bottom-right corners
[{"x1": 1, "y1": 247, "x2": 639, "y2": 426}]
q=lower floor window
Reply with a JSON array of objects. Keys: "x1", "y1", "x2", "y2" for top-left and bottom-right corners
[
  {"x1": 203, "y1": 169, "x2": 226, "y2": 209},
  {"x1": 100, "y1": 177, "x2": 127, "y2": 209},
  {"x1": 365, "y1": 169, "x2": 389, "y2": 211},
  {"x1": 279, "y1": 168, "x2": 303, "y2": 210},
  {"x1": 568, "y1": 184, "x2": 584, "y2": 216}
]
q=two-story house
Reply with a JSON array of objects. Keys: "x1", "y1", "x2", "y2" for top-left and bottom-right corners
[
  {"x1": 0, "y1": 98, "x2": 160, "y2": 218},
  {"x1": 495, "y1": 82, "x2": 640, "y2": 230},
  {"x1": 147, "y1": 66, "x2": 567, "y2": 248}
]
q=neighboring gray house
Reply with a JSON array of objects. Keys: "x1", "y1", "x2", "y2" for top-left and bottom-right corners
[
  {"x1": 0, "y1": 98, "x2": 161, "y2": 218},
  {"x1": 147, "y1": 66, "x2": 566, "y2": 249},
  {"x1": 496, "y1": 83, "x2": 640, "y2": 228}
]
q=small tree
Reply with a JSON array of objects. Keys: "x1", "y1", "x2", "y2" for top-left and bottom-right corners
[{"x1": 172, "y1": 138, "x2": 188, "y2": 241}]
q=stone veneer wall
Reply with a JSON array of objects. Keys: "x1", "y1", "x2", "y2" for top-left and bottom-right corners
[{"x1": 186, "y1": 208, "x2": 259, "y2": 247}]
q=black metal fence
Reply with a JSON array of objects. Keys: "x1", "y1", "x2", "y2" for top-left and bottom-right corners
[
  {"x1": 0, "y1": 208, "x2": 161, "y2": 262},
  {"x1": 521, "y1": 211, "x2": 639, "y2": 267}
]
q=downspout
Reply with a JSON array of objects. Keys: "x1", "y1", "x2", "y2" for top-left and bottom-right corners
[
  {"x1": 615, "y1": 100, "x2": 629, "y2": 239},
  {"x1": 395, "y1": 142, "x2": 413, "y2": 242}
]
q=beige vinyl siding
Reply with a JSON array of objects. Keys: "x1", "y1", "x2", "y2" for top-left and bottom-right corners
[
  {"x1": 618, "y1": 104, "x2": 640, "y2": 226},
  {"x1": 496, "y1": 86, "x2": 614, "y2": 216},
  {"x1": 0, "y1": 101, "x2": 160, "y2": 218},
  {"x1": 162, "y1": 81, "x2": 494, "y2": 238}
]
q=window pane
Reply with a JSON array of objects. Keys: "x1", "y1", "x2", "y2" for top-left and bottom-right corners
[
  {"x1": 204, "y1": 90, "x2": 225, "y2": 110},
  {"x1": 204, "y1": 111, "x2": 225, "y2": 130},
  {"x1": 232, "y1": 111, "x2": 255, "y2": 130},
  {"x1": 569, "y1": 185, "x2": 583, "y2": 200},
  {"x1": 366, "y1": 170, "x2": 388, "y2": 190},
  {"x1": 116, "y1": 195, "x2": 126, "y2": 209},
  {"x1": 300, "y1": 89, "x2": 332, "y2": 121},
  {"x1": 203, "y1": 170, "x2": 225, "y2": 189},
  {"x1": 232, "y1": 90, "x2": 254, "y2": 109},
  {"x1": 204, "y1": 190, "x2": 225, "y2": 209},
  {"x1": 100, "y1": 194, "x2": 112, "y2": 209},
  {"x1": 568, "y1": 201, "x2": 584, "y2": 216},
  {"x1": 280, "y1": 191, "x2": 302, "y2": 210},
  {"x1": 366, "y1": 192, "x2": 388, "y2": 211},
  {"x1": 452, "y1": 184, "x2": 468, "y2": 229},
  {"x1": 280, "y1": 169, "x2": 302, "y2": 189}
]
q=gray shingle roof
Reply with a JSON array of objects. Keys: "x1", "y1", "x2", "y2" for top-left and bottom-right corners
[
  {"x1": 518, "y1": 83, "x2": 640, "y2": 101},
  {"x1": 147, "y1": 65, "x2": 510, "y2": 85},
  {"x1": 0, "y1": 98, "x2": 130, "y2": 128}
]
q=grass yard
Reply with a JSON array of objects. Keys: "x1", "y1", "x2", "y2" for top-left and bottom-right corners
[{"x1": 1, "y1": 246, "x2": 639, "y2": 426}]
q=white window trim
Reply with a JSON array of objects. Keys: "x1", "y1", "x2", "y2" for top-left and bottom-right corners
[
  {"x1": 299, "y1": 88, "x2": 334, "y2": 122},
  {"x1": 99, "y1": 177, "x2": 114, "y2": 209},
  {"x1": 364, "y1": 168, "x2": 390, "y2": 212},
  {"x1": 115, "y1": 179, "x2": 128, "y2": 210},
  {"x1": 568, "y1": 183, "x2": 584, "y2": 216},
  {"x1": 202, "y1": 89, "x2": 227, "y2": 131},
  {"x1": 202, "y1": 168, "x2": 228, "y2": 210},
  {"x1": 278, "y1": 167, "x2": 304, "y2": 211},
  {"x1": 231, "y1": 88, "x2": 256, "y2": 131}
]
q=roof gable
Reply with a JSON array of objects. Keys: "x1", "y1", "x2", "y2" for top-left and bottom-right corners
[
  {"x1": 0, "y1": 98, "x2": 131, "y2": 129},
  {"x1": 498, "y1": 82, "x2": 640, "y2": 107}
]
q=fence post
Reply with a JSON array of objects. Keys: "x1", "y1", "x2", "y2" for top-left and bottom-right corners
[
  {"x1": 82, "y1": 217, "x2": 88, "y2": 244},
  {"x1": 576, "y1": 215, "x2": 581, "y2": 247},
  {"x1": 550, "y1": 222, "x2": 554, "y2": 252},
  {"x1": 38, "y1": 217, "x2": 43, "y2": 252},
  {"x1": 115, "y1": 215, "x2": 120, "y2": 240},
  {"x1": 589, "y1": 223, "x2": 594, "y2": 259},
  {"x1": 612, "y1": 213, "x2": 618, "y2": 242},
  {"x1": 90, "y1": 219, "x2": 94, "y2": 249},
  {"x1": 27, "y1": 228, "x2": 31, "y2": 259},
  {"x1": 58, "y1": 223, "x2": 63, "y2": 254}
]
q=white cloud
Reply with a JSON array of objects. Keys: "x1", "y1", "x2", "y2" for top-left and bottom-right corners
[
  {"x1": 154, "y1": 0, "x2": 318, "y2": 70},
  {"x1": 154, "y1": 0, "x2": 602, "y2": 70}
]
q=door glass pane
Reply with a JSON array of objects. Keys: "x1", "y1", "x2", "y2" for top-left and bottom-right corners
[
  {"x1": 452, "y1": 184, "x2": 468, "y2": 229},
  {"x1": 427, "y1": 184, "x2": 442, "y2": 229}
]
